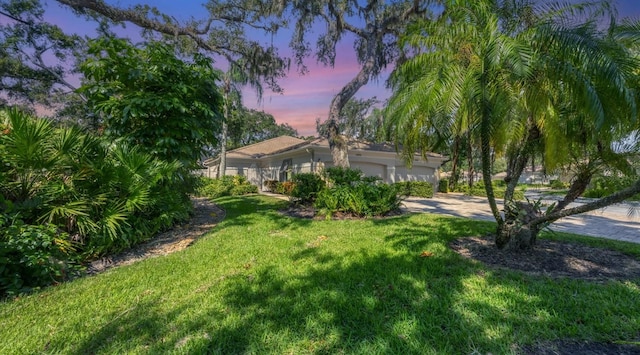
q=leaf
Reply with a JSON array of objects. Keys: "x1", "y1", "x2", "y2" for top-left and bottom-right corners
[{"x1": 420, "y1": 251, "x2": 434, "y2": 258}]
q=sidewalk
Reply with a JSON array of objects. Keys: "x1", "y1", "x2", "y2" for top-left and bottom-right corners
[{"x1": 402, "y1": 193, "x2": 640, "y2": 244}]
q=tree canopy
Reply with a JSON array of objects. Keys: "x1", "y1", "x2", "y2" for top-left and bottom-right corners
[
  {"x1": 0, "y1": 0, "x2": 85, "y2": 116},
  {"x1": 79, "y1": 37, "x2": 223, "y2": 172}
]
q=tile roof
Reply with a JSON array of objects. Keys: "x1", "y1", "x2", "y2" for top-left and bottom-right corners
[
  {"x1": 205, "y1": 135, "x2": 445, "y2": 165},
  {"x1": 226, "y1": 136, "x2": 309, "y2": 159}
]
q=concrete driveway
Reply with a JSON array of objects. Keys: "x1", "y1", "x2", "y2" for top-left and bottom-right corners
[{"x1": 401, "y1": 193, "x2": 640, "y2": 244}]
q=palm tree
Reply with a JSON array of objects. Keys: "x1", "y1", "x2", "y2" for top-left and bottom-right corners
[{"x1": 386, "y1": 0, "x2": 640, "y2": 250}]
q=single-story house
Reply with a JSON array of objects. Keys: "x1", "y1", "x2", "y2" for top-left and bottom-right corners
[{"x1": 201, "y1": 136, "x2": 447, "y2": 191}]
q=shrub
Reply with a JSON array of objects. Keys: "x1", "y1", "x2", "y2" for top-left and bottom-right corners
[
  {"x1": 395, "y1": 181, "x2": 434, "y2": 198},
  {"x1": 196, "y1": 176, "x2": 257, "y2": 199},
  {"x1": 453, "y1": 180, "x2": 525, "y2": 200},
  {"x1": 583, "y1": 176, "x2": 640, "y2": 201},
  {"x1": 0, "y1": 214, "x2": 82, "y2": 297},
  {"x1": 322, "y1": 167, "x2": 364, "y2": 186},
  {"x1": 290, "y1": 173, "x2": 326, "y2": 204},
  {"x1": 276, "y1": 181, "x2": 296, "y2": 195},
  {"x1": 315, "y1": 177, "x2": 402, "y2": 218},
  {"x1": 550, "y1": 179, "x2": 569, "y2": 189},
  {"x1": 438, "y1": 179, "x2": 449, "y2": 193}
]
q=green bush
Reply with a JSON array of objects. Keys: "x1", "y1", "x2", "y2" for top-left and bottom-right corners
[
  {"x1": 196, "y1": 175, "x2": 257, "y2": 199},
  {"x1": 0, "y1": 213, "x2": 82, "y2": 297},
  {"x1": 0, "y1": 109, "x2": 195, "y2": 291},
  {"x1": 322, "y1": 167, "x2": 364, "y2": 186},
  {"x1": 550, "y1": 179, "x2": 569, "y2": 189},
  {"x1": 394, "y1": 181, "x2": 435, "y2": 198},
  {"x1": 291, "y1": 173, "x2": 326, "y2": 204},
  {"x1": 583, "y1": 176, "x2": 640, "y2": 201},
  {"x1": 315, "y1": 177, "x2": 402, "y2": 218},
  {"x1": 453, "y1": 180, "x2": 525, "y2": 200},
  {"x1": 438, "y1": 179, "x2": 449, "y2": 193},
  {"x1": 276, "y1": 181, "x2": 296, "y2": 195}
]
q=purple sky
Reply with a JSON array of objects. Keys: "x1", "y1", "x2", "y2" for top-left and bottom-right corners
[{"x1": 44, "y1": 0, "x2": 640, "y2": 137}]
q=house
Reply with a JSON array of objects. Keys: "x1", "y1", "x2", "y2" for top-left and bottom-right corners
[{"x1": 201, "y1": 136, "x2": 447, "y2": 191}]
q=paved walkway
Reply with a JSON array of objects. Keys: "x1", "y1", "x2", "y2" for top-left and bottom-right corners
[{"x1": 402, "y1": 193, "x2": 640, "y2": 244}]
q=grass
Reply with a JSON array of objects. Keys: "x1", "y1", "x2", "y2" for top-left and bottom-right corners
[{"x1": 1, "y1": 195, "x2": 640, "y2": 354}]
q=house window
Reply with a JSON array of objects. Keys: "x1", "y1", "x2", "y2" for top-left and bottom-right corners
[{"x1": 279, "y1": 158, "x2": 292, "y2": 182}]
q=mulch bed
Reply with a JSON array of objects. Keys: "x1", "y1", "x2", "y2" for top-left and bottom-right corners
[{"x1": 450, "y1": 235, "x2": 640, "y2": 281}]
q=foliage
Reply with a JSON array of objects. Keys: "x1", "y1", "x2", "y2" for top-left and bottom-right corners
[
  {"x1": 454, "y1": 181, "x2": 525, "y2": 201},
  {"x1": 584, "y1": 176, "x2": 640, "y2": 201},
  {"x1": 394, "y1": 181, "x2": 435, "y2": 198},
  {"x1": 276, "y1": 181, "x2": 295, "y2": 196},
  {"x1": 550, "y1": 179, "x2": 569, "y2": 190},
  {"x1": 315, "y1": 97, "x2": 383, "y2": 142},
  {"x1": 0, "y1": 0, "x2": 86, "y2": 118},
  {"x1": 438, "y1": 179, "x2": 450, "y2": 193},
  {"x1": 196, "y1": 176, "x2": 257, "y2": 199},
  {"x1": 386, "y1": 0, "x2": 640, "y2": 249},
  {"x1": 263, "y1": 180, "x2": 279, "y2": 192},
  {"x1": 0, "y1": 109, "x2": 191, "y2": 294},
  {"x1": 315, "y1": 172, "x2": 402, "y2": 218},
  {"x1": 0, "y1": 212, "x2": 82, "y2": 297},
  {"x1": 227, "y1": 108, "x2": 298, "y2": 150},
  {"x1": 80, "y1": 37, "x2": 223, "y2": 190},
  {"x1": 322, "y1": 167, "x2": 366, "y2": 187},
  {"x1": 290, "y1": 173, "x2": 325, "y2": 204}
]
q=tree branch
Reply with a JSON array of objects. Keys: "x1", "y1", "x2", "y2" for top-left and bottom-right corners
[
  {"x1": 55, "y1": 0, "x2": 221, "y2": 53},
  {"x1": 0, "y1": 9, "x2": 32, "y2": 25},
  {"x1": 533, "y1": 178, "x2": 640, "y2": 226}
]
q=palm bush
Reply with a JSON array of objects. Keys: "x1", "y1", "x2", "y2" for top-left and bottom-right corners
[
  {"x1": 0, "y1": 109, "x2": 192, "y2": 296},
  {"x1": 314, "y1": 168, "x2": 403, "y2": 218}
]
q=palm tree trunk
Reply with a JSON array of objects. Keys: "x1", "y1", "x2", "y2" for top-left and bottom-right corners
[
  {"x1": 551, "y1": 166, "x2": 592, "y2": 212},
  {"x1": 450, "y1": 136, "x2": 461, "y2": 190},
  {"x1": 467, "y1": 130, "x2": 474, "y2": 189},
  {"x1": 479, "y1": 71, "x2": 503, "y2": 227}
]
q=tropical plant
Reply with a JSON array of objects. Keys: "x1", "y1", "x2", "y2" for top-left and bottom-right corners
[
  {"x1": 315, "y1": 168, "x2": 403, "y2": 218},
  {"x1": 386, "y1": 0, "x2": 640, "y2": 250},
  {"x1": 0, "y1": 108, "x2": 192, "y2": 295}
]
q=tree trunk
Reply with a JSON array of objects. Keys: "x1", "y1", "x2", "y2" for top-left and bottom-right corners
[
  {"x1": 467, "y1": 130, "x2": 475, "y2": 188},
  {"x1": 218, "y1": 78, "x2": 230, "y2": 178},
  {"x1": 218, "y1": 121, "x2": 227, "y2": 178},
  {"x1": 551, "y1": 166, "x2": 592, "y2": 212},
  {"x1": 479, "y1": 70, "x2": 503, "y2": 226},
  {"x1": 497, "y1": 201, "x2": 542, "y2": 250},
  {"x1": 450, "y1": 136, "x2": 461, "y2": 190},
  {"x1": 325, "y1": 47, "x2": 376, "y2": 168}
]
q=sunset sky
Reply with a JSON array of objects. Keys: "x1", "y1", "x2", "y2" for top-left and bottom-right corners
[{"x1": 41, "y1": 0, "x2": 640, "y2": 137}]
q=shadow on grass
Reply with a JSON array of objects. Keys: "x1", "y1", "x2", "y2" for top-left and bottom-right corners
[{"x1": 58, "y1": 195, "x2": 640, "y2": 354}]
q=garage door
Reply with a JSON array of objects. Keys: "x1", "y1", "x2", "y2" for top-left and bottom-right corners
[
  {"x1": 395, "y1": 166, "x2": 435, "y2": 183},
  {"x1": 353, "y1": 162, "x2": 385, "y2": 179}
]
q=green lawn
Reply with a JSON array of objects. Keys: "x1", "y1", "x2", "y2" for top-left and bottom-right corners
[{"x1": 1, "y1": 195, "x2": 639, "y2": 354}]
